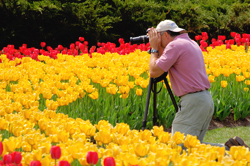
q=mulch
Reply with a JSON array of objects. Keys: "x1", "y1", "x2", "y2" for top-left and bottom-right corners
[{"x1": 208, "y1": 114, "x2": 250, "y2": 130}]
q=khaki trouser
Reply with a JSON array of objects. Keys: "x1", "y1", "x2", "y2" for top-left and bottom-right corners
[{"x1": 171, "y1": 90, "x2": 214, "y2": 142}]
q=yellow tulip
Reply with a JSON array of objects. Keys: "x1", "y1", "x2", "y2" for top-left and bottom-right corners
[
  {"x1": 208, "y1": 75, "x2": 215, "y2": 83},
  {"x1": 139, "y1": 129, "x2": 152, "y2": 142},
  {"x1": 79, "y1": 157, "x2": 89, "y2": 166},
  {"x1": 95, "y1": 120, "x2": 112, "y2": 131},
  {"x1": 96, "y1": 130, "x2": 112, "y2": 145},
  {"x1": 112, "y1": 133, "x2": 130, "y2": 145},
  {"x1": 113, "y1": 123, "x2": 130, "y2": 135},
  {"x1": 134, "y1": 141, "x2": 149, "y2": 157},
  {"x1": 136, "y1": 88, "x2": 142, "y2": 96},
  {"x1": 4, "y1": 105, "x2": 13, "y2": 114},
  {"x1": 151, "y1": 126, "x2": 164, "y2": 138},
  {"x1": 32, "y1": 149, "x2": 43, "y2": 161},
  {"x1": 128, "y1": 81, "x2": 134, "y2": 89},
  {"x1": 158, "y1": 132, "x2": 171, "y2": 144},
  {"x1": 40, "y1": 155, "x2": 51, "y2": 166},
  {"x1": 172, "y1": 131, "x2": 185, "y2": 145},
  {"x1": 183, "y1": 135, "x2": 200, "y2": 149},
  {"x1": 0, "y1": 118, "x2": 8, "y2": 130},
  {"x1": 221, "y1": 80, "x2": 228, "y2": 88},
  {"x1": 3, "y1": 139, "x2": 16, "y2": 153},
  {"x1": 38, "y1": 119, "x2": 47, "y2": 131},
  {"x1": 12, "y1": 126, "x2": 23, "y2": 137},
  {"x1": 120, "y1": 93, "x2": 129, "y2": 99},
  {"x1": 58, "y1": 130, "x2": 69, "y2": 143},
  {"x1": 245, "y1": 80, "x2": 250, "y2": 85},
  {"x1": 88, "y1": 90, "x2": 99, "y2": 100},
  {"x1": 244, "y1": 87, "x2": 249, "y2": 92},
  {"x1": 39, "y1": 142, "x2": 51, "y2": 154},
  {"x1": 229, "y1": 146, "x2": 249, "y2": 161},
  {"x1": 236, "y1": 75, "x2": 245, "y2": 82}
]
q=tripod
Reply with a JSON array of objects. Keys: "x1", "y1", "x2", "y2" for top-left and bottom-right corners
[{"x1": 142, "y1": 72, "x2": 178, "y2": 130}]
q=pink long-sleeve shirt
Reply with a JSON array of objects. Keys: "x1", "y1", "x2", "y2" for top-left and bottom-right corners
[{"x1": 155, "y1": 33, "x2": 210, "y2": 97}]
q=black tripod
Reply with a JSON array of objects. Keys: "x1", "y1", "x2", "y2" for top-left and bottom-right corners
[{"x1": 142, "y1": 72, "x2": 178, "y2": 130}]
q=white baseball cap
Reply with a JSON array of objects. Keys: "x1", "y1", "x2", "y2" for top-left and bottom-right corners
[{"x1": 156, "y1": 20, "x2": 185, "y2": 32}]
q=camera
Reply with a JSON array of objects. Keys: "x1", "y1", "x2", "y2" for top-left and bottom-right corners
[{"x1": 130, "y1": 29, "x2": 150, "y2": 43}]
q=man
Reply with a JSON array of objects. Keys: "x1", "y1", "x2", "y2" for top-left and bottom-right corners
[
  {"x1": 148, "y1": 19, "x2": 213, "y2": 142},
  {"x1": 147, "y1": 20, "x2": 250, "y2": 150}
]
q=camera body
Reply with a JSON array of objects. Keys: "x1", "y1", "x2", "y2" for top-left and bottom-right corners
[{"x1": 130, "y1": 29, "x2": 150, "y2": 43}]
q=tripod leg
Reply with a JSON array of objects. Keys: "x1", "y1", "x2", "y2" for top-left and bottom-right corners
[
  {"x1": 163, "y1": 77, "x2": 178, "y2": 112},
  {"x1": 142, "y1": 78, "x2": 153, "y2": 130},
  {"x1": 153, "y1": 81, "x2": 157, "y2": 126}
]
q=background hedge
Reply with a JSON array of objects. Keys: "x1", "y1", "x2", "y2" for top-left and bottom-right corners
[{"x1": 1, "y1": 0, "x2": 250, "y2": 49}]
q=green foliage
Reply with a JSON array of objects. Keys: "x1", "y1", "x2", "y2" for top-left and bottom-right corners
[{"x1": 0, "y1": 0, "x2": 250, "y2": 48}]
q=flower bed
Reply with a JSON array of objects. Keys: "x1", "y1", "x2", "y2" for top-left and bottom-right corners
[{"x1": 0, "y1": 32, "x2": 250, "y2": 165}]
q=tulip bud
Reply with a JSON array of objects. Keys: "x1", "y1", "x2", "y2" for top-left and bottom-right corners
[
  {"x1": 50, "y1": 146, "x2": 61, "y2": 159},
  {"x1": 11, "y1": 151, "x2": 22, "y2": 164},
  {"x1": 79, "y1": 37, "x2": 85, "y2": 42},
  {"x1": 86, "y1": 151, "x2": 98, "y2": 165},
  {"x1": 103, "y1": 157, "x2": 116, "y2": 166},
  {"x1": 40, "y1": 42, "x2": 46, "y2": 48},
  {"x1": 3, "y1": 154, "x2": 12, "y2": 164},
  {"x1": 29, "y1": 161, "x2": 41, "y2": 166},
  {"x1": 58, "y1": 160, "x2": 71, "y2": 166}
]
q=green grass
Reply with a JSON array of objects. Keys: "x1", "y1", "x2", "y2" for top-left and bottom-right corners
[{"x1": 203, "y1": 126, "x2": 250, "y2": 146}]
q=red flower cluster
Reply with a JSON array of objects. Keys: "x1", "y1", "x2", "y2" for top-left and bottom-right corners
[
  {"x1": 195, "y1": 32, "x2": 250, "y2": 51},
  {"x1": 1, "y1": 37, "x2": 150, "y2": 63},
  {"x1": 0, "y1": 142, "x2": 22, "y2": 166}
]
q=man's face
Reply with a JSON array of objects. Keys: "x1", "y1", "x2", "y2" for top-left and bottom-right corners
[{"x1": 159, "y1": 31, "x2": 171, "y2": 48}]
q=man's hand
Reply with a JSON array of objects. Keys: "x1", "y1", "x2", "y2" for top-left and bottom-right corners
[{"x1": 147, "y1": 27, "x2": 161, "y2": 51}]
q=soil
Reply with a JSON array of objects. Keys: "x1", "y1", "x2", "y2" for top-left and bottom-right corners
[{"x1": 208, "y1": 114, "x2": 250, "y2": 130}]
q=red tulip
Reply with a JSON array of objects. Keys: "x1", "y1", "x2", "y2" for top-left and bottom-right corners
[
  {"x1": 231, "y1": 32, "x2": 236, "y2": 37},
  {"x1": 79, "y1": 37, "x2": 85, "y2": 42},
  {"x1": 3, "y1": 154, "x2": 12, "y2": 164},
  {"x1": 40, "y1": 42, "x2": 46, "y2": 48},
  {"x1": 58, "y1": 160, "x2": 71, "y2": 166},
  {"x1": 50, "y1": 146, "x2": 61, "y2": 159},
  {"x1": 0, "y1": 142, "x2": 3, "y2": 155},
  {"x1": 84, "y1": 41, "x2": 88, "y2": 46},
  {"x1": 195, "y1": 35, "x2": 202, "y2": 41},
  {"x1": 75, "y1": 41, "x2": 80, "y2": 46},
  {"x1": 226, "y1": 44, "x2": 231, "y2": 49},
  {"x1": 70, "y1": 43, "x2": 75, "y2": 49},
  {"x1": 229, "y1": 39, "x2": 234, "y2": 45},
  {"x1": 58, "y1": 45, "x2": 64, "y2": 51},
  {"x1": 201, "y1": 32, "x2": 207, "y2": 37},
  {"x1": 103, "y1": 157, "x2": 116, "y2": 166},
  {"x1": 29, "y1": 161, "x2": 41, "y2": 166},
  {"x1": 11, "y1": 151, "x2": 22, "y2": 164},
  {"x1": 86, "y1": 151, "x2": 98, "y2": 165},
  {"x1": 201, "y1": 42, "x2": 208, "y2": 48}
]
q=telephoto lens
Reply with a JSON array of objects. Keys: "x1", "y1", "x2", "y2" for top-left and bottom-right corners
[{"x1": 130, "y1": 35, "x2": 149, "y2": 43}]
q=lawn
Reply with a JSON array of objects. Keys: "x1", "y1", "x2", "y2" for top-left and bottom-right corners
[{"x1": 203, "y1": 126, "x2": 250, "y2": 146}]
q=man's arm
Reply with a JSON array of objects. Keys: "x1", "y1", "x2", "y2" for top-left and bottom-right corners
[{"x1": 149, "y1": 52, "x2": 164, "y2": 78}]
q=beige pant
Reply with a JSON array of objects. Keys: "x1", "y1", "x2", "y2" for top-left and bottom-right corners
[{"x1": 171, "y1": 90, "x2": 214, "y2": 142}]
